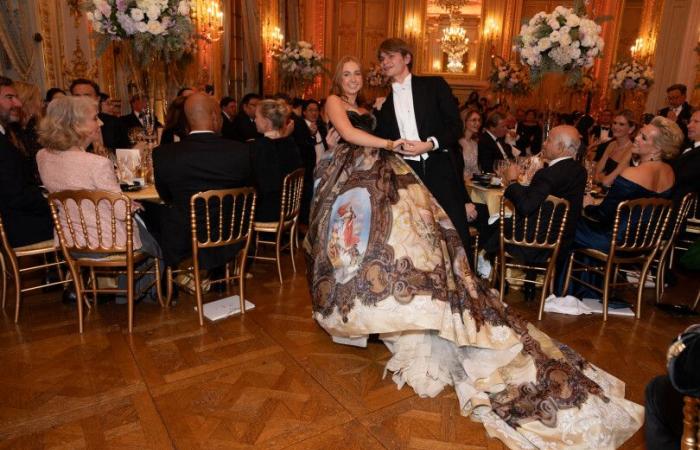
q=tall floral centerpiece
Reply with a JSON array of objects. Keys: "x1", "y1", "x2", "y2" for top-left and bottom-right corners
[
  {"x1": 273, "y1": 41, "x2": 325, "y2": 98},
  {"x1": 488, "y1": 56, "x2": 531, "y2": 107},
  {"x1": 516, "y1": 4, "x2": 605, "y2": 138},
  {"x1": 87, "y1": 0, "x2": 197, "y2": 65},
  {"x1": 86, "y1": 0, "x2": 197, "y2": 123},
  {"x1": 609, "y1": 59, "x2": 654, "y2": 118}
]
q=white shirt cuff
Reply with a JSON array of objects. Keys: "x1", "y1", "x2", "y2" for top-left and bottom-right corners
[{"x1": 428, "y1": 136, "x2": 439, "y2": 150}]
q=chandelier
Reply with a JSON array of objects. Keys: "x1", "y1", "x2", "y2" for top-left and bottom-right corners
[
  {"x1": 195, "y1": 0, "x2": 224, "y2": 42},
  {"x1": 435, "y1": 0, "x2": 466, "y2": 14},
  {"x1": 441, "y1": 21, "x2": 469, "y2": 72}
]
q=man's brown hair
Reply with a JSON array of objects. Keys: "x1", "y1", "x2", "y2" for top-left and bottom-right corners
[{"x1": 377, "y1": 38, "x2": 413, "y2": 70}]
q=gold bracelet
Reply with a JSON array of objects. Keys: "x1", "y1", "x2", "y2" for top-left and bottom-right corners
[{"x1": 385, "y1": 140, "x2": 393, "y2": 150}]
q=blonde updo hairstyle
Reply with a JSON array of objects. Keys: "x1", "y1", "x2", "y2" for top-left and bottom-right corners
[
  {"x1": 649, "y1": 115, "x2": 684, "y2": 160},
  {"x1": 38, "y1": 96, "x2": 99, "y2": 151},
  {"x1": 257, "y1": 99, "x2": 290, "y2": 130}
]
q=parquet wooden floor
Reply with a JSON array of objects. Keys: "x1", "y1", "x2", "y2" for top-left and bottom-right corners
[{"x1": 1, "y1": 254, "x2": 698, "y2": 449}]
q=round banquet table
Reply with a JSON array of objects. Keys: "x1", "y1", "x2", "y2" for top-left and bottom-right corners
[
  {"x1": 124, "y1": 185, "x2": 161, "y2": 202},
  {"x1": 465, "y1": 179, "x2": 505, "y2": 216}
]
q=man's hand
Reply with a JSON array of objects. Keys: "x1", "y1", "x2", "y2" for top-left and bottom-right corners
[
  {"x1": 396, "y1": 140, "x2": 433, "y2": 156},
  {"x1": 667, "y1": 110, "x2": 678, "y2": 121},
  {"x1": 326, "y1": 128, "x2": 340, "y2": 148},
  {"x1": 465, "y1": 203, "x2": 478, "y2": 222},
  {"x1": 308, "y1": 122, "x2": 318, "y2": 135},
  {"x1": 504, "y1": 163, "x2": 519, "y2": 183},
  {"x1": 283, "y1": 119, "x2": 295, "y2": 137}
]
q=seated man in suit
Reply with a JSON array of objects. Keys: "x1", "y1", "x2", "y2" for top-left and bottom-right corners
[
  {"x1": 220, "y1": 96, "x2": 237, "y2": 139},
  {"x1": 659, "y1": 83, "x2": 693, "y2": 139},
  {"x1": 484, "y1": 125, "x2": 587, "y2": 298},
  {"x1": 69, "y1": 78, "x2": 130, "y2": 150},
  {"x1": 119, "y1": 94, "x2": 162, "y2": 140},
  {"x1": 589, "y1": 109, "x2": 613, "y2": 144},
  {"x1": 0, "y1": 76, "x2": 53, "y2": 247},
  {"x1": 674, "y1": 110, "x2": 700, "y2": 201},
  {"x1": 153, "y1": 93, "x2": 252, "y2": 272},
  {"x1": 231, "y1": 93, "x2": 262, "y2": 142},
  {"x1": 478, "y1": 111, "x2": 514, "y2": 173}
]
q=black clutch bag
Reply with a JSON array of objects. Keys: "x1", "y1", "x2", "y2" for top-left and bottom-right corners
[{"x1": 667, "y1": 324, "x2": 700, "y2": 397}]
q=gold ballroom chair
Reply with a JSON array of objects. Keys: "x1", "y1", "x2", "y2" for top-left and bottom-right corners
[
  {"x1": 48, "y1": 190, "x2": 163, "y2": 333},
  {"x1": 0, "y1": 214, "x2": 68, "y2": 323},
  {"x1": 683, "y1": 396, "x2": 700, "y2": 450},
  {"x1": 251, "y1": 168, "x2": 304, "y2": 284},
  {"x1": 651, "y1": 193, "x2": 697, "y2": 304},
  {"x1": 167, "y1": 187, "x2": 256, "y2": 326},
  {"x1": 564, "y1": 198, "x2": 673, "y2": 321},
  {"x1": 493, "y1": 195, "x2": 569, "y2": 320}
]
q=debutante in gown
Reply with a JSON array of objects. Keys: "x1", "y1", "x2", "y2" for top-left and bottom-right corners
[{"x1": 303, "y1": 111, "x2": 643, "y2": 449}]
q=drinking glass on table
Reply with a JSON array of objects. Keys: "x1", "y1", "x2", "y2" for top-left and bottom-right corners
[{"x1": 494, "y1": 159, "x2": 509, "y2": 182}]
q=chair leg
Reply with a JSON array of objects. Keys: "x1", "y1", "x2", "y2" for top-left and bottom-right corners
[
  {"x1": 165, "y1": 267, "x2": 174, "y2": 306},
  {"x1": 537, "y1": 272, "x2": 549, "y2": 321},
  {"x1": 275, "y1": 229, "x2": 283, "y2": 284},
  {"x1": 693, "y1": 289, "x2": 700, "y2": 310},
  {"x1": 498, "y1": 257, "x2": 506, "y2": 304},
  {"x1": 602, "y1": 263, "x2": 613, "y2": 322},
  {"x1": 9, "y1": 253, "x2": 21, "y2": 323},
  {"x1": 290, "y1": 223, "x2": 298, "y2": 274},
  {"x1": 89, "y1": 267, "x2": 98, "y2": 307},
  {"x1": 71, "y1": 266, "x2": 85, "y2": 333},
  {"x1": 154, "y1": 258, "x2": 164, "y2": 307},
  {"x1": 193, "y1": 267, "x2": 204, "y2": 326},
  {"x1": 238, "y1": 253, "x2": 246, "y2": 314},
  {"x1": 127, "y1": 263, "x2": 135, "y2": 333},
  {"x1": 636, "y1": 258, "x2": 655, "y2": 319},
  {"x1": 563, "y1": 253, "x2": 574, "y2": 295},
  {"x1": 1, "y1": 252, "x2": 6, "y2": 309}
]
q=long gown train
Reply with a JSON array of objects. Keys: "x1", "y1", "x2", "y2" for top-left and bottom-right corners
[{"x1": 303, "y1": 113, "x2": 643, "y2": 449}]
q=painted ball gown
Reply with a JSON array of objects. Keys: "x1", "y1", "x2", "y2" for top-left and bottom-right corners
[{"x1": 303, "y1": 111, "x2": 643, "y2": 449}]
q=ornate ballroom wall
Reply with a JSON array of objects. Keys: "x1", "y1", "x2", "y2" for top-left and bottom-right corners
[{"x1": 0, "y1": 0, "x2": 698, "y2": 117}]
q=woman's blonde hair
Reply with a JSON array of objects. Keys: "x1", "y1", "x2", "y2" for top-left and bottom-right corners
[
  {"x1": 13, "y1": 81, "x2": 42, "y2": 127},
  {"x1": 38, "y1": 96, "x2": 98, "y2": 151},
  {"x1": 257, "y1": 99, "x2": 290, "y2": 130},
  {"x1": 330, "y1": 56, "x2": 365, "y2": 106},
  {"x1": 649, "y1": 115, "x2": 684, "y2": 159}
]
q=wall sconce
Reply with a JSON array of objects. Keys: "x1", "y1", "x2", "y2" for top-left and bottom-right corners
[
  {"x1": 630, "y1": 37, "x2": 644, "y2": 59},
  {"x1": 483, "y1": 17, "x2": 499, "y2": 56},
  {"x1": 405, "y1": 16, "x2": 420, "y2": 42},
  {"x1": 432, "y1": 60, "x2": 442, "y2": 71},
  {"x1": 268, "y1": 26, "x2": 284, "y2": 50},
  {"x1": 195, "y1": 0, "x2": 224, "y2": 42}
]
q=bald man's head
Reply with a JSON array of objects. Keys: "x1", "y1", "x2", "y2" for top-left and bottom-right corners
[
  {"x1": 543, "y1": 125, "x2": 580, "y2": 160},
  {"x1": 184, "y1": 93, "x2": 221, "y2": 132}
]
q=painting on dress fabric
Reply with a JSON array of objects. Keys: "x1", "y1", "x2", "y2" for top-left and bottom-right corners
[{"x1": 326, "y1": 187, "x2": 371, "y2": 283}]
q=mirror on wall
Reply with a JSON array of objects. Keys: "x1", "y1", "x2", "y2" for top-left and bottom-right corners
[{"x1": 418, "y1": 0, "x2": 483, "y2": 76}]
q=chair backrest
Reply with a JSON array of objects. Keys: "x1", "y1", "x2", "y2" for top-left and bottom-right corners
[
  {"x1": 668, "y1": 193, "x2": 698, "y2": 244},
  {"x1": 500, "y1": 195, "x2": 570, "y2": 250},
  {"x1": 687, "y1": 195, "x2": 700, "y2": 226},
  {"x1": 609, "y1": 197, "x2": 673, "y2": 254},
  {"x1": 47, "y1": 190, "x2": 134, "y2": 254},
  {"x1": 0, "y1": 213, "x2": 15, "y2": 258},
  {"x1": 189, "y1": 187, "x2": 256, "y2": 250},
  {"x1": 279, "y1": 168, "x2": 305, "y2": 224}
]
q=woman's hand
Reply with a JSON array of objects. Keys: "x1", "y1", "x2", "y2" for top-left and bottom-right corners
[
  {"x1": 131, "y1": 200, "x2": 144, "y2": 212},
  {"x1": 391, "y1": 139, "x2": 407, "y2": 151},
  {"x1": 582, "y1": 194, "x2": 595, "y2": 207},
  {"x1": 374, "y1": 96, "x2": 387, "y2": 111},
  {"x1": 326, "y1": 128, "x2": 340, "y2": 148}
]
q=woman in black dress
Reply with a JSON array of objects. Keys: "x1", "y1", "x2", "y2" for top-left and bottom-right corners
[{"x1": 250, "y1": 99, "x2": 303, "y2": 222}]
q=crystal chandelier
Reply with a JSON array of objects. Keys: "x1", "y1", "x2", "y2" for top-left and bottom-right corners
[
  {"x1": 195, "y1": 0, "x2": 224, "y2": 42},
  {"x1": 435, "y1": 0, "x2": 465, "y2": 14},
  {"x1": 441, "y1": 21, "x2": 469, "y2": 72}
]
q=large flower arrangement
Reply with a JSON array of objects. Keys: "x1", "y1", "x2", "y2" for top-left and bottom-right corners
[
  {"x1": 609, "y1": 60, "x2": 654, "y2": 91},
  {"x1": 273, "y1": 41, "x2": 325, "y2": 91},
  {"x1": 86, "y1": 0, "x2": 196, "y2": 65},
  {"x1": 366, "y1": 63, "x2": 389, "y2": 88},
  {"x1": 488, "y1": 57, "x2": 531, "y2": 96},
  {"x1": 516, "y1": 5, "x2": 604, "y2": 82}
]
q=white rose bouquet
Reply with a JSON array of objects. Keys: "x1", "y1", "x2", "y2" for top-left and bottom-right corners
[
  {"x1": 516, "y1": 5, "x2": 604, "y2": 82},
  {"x1": 273, "y1": 41, "x2": 325, "y2": 92},
  {"x1": 488, "y1": 56, "x2": 531, "y2": 96},
  {"x1": 86, "y1": 0, "x2": 196, "y2": 65},
  {"x1": 609, "y1": 60, "x2": 654, "y2": 91},
  {"x1": 366, "y1": 63, "x2": 389, "y2": 88}
]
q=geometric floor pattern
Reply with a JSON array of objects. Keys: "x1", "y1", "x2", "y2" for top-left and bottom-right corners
[{"x1": 1, "y1": 252, "x2": 698, "y2": 449}]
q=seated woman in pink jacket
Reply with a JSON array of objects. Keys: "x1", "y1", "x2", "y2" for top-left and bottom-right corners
[{"x1": 36, "y1": 96, "x2": 161, "y2": 303}]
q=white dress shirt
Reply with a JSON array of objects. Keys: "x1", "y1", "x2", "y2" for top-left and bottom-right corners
[
  {"x1": 0, "y1": 123, "x2": 5, "y2": 135},
  {"x1": 391, "y1": 74, "x2": 438, "y2": 161},
  {"x1": 548, "y1": 155, "x2": 573, "y2": 166},
  {"x1": 683, "y1": 141, "x2": 700, "y2": 155}
]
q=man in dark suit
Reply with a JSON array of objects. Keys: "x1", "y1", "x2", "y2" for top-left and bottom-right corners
[
  {"x1": 588, "y1": 109, "x2": 613, "y2": 143},
  {"x1": 478, "y1": 111, "x2": 515, "y2": 174},
  {"x1": 119, "y1": 94, "x2": 162, "y2": 138},
  {"x1": 153, "y1": 93, "x2": 252, "y2": 270},
  {"x1": 0, "y1": 77, "x2": 53, "y2": 247},
  {"x1": 659, "y1": 84, "x2": 693, "y2": 139},
  {"x1": 69, "y1": 78, "x2": 130, "y2": 150},
  {"x1": 373, "y1": 38, "x2": 476, "y2": 250},
  {"x1": 231, "y1": 93, "x2": 262, "y2": 142},
  {"x1": 485, "y1": 125, "x2": 587, "y2": 297},
  {"x1": 220, "y1": 96, "x2": 237, "y2": 139},
  {"x1": 673, "y1": 110, "x2": 700, "y2": 201}
]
